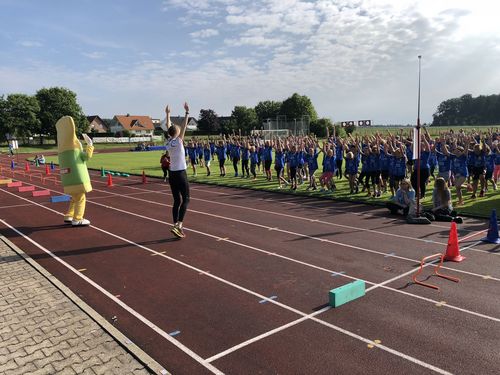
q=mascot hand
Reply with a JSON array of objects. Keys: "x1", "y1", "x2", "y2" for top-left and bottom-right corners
[{"x1": 82, "y1": 134, "x2": 93, "y2": 147}]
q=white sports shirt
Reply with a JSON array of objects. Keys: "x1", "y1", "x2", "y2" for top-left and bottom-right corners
[{"x1": 165, "y1": 137, "x2": 187, "y2": 171}]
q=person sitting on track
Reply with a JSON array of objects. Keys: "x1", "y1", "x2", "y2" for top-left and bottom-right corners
[
  {"x1": 386, "y1": 178, "x2": 415, "y2": 217},
  {"x1": 426, "y1": 177, "x2": 463, "y2": 223}
]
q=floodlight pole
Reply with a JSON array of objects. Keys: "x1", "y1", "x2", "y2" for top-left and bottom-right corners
[{"x1": 416, "y1": 55, "x2": 422, "y2": 217}]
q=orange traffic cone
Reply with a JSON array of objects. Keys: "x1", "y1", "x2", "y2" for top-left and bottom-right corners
[
  {"x1": 107, "y1": 173, "x2": 113, "y2": 187},
  {"x1": 142, "y1": 170, "x2": 147, "y2": 184},
  {"x1": 45, "y1": 164, "x2": 50, "y2": 175},
  {"x1": 444, "y1": 222, "x2": 465, "y2": 262},
  {"x1": 25, "y1": 162, "x2": 30, "y2": 172}
]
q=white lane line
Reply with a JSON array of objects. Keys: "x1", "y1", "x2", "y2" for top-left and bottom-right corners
[
  {"x1": 84, "y1": 188, "x2": 500, "y2": 281},
  {"x1": 366, "y1": 241, "x2": 483, "y2": 293},
  {"x1": 81, "y1": 171, "x2": 491, "y2": 253},
  {"x1": 0, "y1": 203, "x2": 38, "y2": 209},
  {"x1": 0, "y1": 208, "x2": 453, "y2": 375},
  {"x1": 205, "y1": 306, "x2": 331, "y2": 363},
  {"x1": 3, "y1": 184, "x2": 499, "y2": 321},
  {"x1": 0, "y1": 219, "x2": 224, "y2": 375}
]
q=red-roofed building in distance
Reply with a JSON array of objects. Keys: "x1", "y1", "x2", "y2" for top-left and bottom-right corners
[
  {"x1": 110, "y1": 114, "x2": 155, "y2": 136},
  {"x1": 86, "y1": 115, "x2": 108, "y2": 133}
]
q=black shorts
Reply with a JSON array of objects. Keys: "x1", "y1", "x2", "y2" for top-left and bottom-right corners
[
  {"x1": 275, "y1": 165, "x2": 283, "y2": 175},
  {"x1": 265, "y1": 160, "x2": 272, "y2": 171},
  {"x1": 390, "y1": 174, "x2": 405, "y2": 187},
  {"x1": 485, "y1": 170, "x2": 493, "y2": 180},
  {"x1": 381, "y1": 170, "x2": 389, "y2": 180},
  {"x1": 219, "y1": 159, "x2": 226, "y2": 168},
  {"x1": 407, "y1": 160, "x2": 414, "y2": 166},
  {"x1": 471, "y1": 166, "x2": 485, "y2": 180},
  {"x1": 290, "y1": 167, "x2": 297, "y2": 179},
  {"x1": 190, "y1": 158, "x2": 196, "y2": 165}
]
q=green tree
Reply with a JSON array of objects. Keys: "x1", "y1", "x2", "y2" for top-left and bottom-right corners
[
  {"x1": 2, "y1": 94, "x2": 41, "y2": 141},
  {"x1": 36, "y1": 87, "x2": 86, "y2": 143},
  {"x1": 309, "y1": 118, "x2": 332, "y2": 137},
  {"x1": 254, "y1": 100, "x2": 282, "y2": 124},
  {"x1": 280, "y1": 93, "x2": 318, "y2": 123},
  {"x1": 197, "y1": 109, "x2": 220, "y2": 134},
  {"x1": 231, "y1": 106, "x2": 258, "y2": 135},
  {"x1": 0, "y1": 96, "x2": 7, "y2": 141}
]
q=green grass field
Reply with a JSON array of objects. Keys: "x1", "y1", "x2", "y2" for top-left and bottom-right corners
[{"x1": 45, "y1": 149, "x2": 499, "y2": 218}]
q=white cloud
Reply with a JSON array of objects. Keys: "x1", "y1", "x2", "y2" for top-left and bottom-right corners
[
  {"x1": 190, "y1": 28, "x2": 219, "y2": 38},
  {"x1": 82, "y1": 51, "x2": 106, "y2": 59},
  {"x1": 19, "y1": 40, "x2": 43, "y2": 47}
]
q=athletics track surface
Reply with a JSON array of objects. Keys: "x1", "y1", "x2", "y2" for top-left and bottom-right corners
[{"x1": 0, "y1": 155, "x2": 499, "y2": 374}]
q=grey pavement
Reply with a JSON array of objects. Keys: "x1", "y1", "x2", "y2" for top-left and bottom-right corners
[{"x1": 0, "y1": 236, "x2": 167, "y2": 375}]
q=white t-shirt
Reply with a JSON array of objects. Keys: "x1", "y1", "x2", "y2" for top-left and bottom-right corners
[{"x1": 165, "y1": 137, "x2": 187, "y2": 171}]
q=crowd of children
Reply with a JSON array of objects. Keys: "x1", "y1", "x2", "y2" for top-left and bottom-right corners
[{"x1": 160, "y1": 127, "x2": 499, "y2": 222}]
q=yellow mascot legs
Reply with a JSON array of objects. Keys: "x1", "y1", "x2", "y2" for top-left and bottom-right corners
[{"x1": 64, "y1": 193, "x2": 86, "y2": 221}]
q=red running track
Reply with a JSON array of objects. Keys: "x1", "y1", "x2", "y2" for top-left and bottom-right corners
[{"x1": 0, "y1": 156, "x2": 499, "y2": 374}]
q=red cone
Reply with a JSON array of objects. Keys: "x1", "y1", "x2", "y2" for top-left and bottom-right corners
[
  {"x1": 107, "y1": 173, "x2": 113, "y2": 187},
  {"x1": 45, "y1": 164, "x2": 50, "y2": 175},
  {"x1": 142, "y1": 170, "x2": 147, "y2": 184},
  {"x1": 25, "y1": 162, "x2": 30, "y2": 172},
  {"x1": 444, "y1": 222, "x2": 465, "y2": 262}
]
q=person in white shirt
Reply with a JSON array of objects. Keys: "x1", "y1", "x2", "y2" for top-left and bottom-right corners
[{"x1": 161, "y1": 103, "x2": 190, "y2": 238}]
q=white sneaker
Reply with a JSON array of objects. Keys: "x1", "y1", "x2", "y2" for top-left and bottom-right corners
[
  {"x1": 71, "y1": 218, "x2": 90, "y2": 226},
  {"x1": 64, "y1": 217, "x2": 73, "y2": 224}
]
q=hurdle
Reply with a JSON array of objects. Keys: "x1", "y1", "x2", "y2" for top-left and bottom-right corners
[
  {"x1": 43, "y1": 176, "x2": 59, "y2": 185},
  {"x1": 29, "y1": 172, "x2": 43, "y2": 182},
  {"x1": 412, "y1": 253, "x2": 460, "y2": 290},
  {"x1": 11, "y1": 170, "x2": 25, "y2": 178}
]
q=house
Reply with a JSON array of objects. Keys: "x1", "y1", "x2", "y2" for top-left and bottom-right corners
[
  {"x1": 86, "y1": 116, "x2": 108, "y2": 133},
  {"x1": 110, "y1": 115, "x2": 155, "y2": 136},
  {"x1": 169, "y1": 116, "x2": 198, "y2": 131}
]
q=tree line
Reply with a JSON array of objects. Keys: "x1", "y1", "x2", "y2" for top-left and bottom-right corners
[
  {"x1": 0, "y1": 87, "x2": 87, "y2": 143},
  {"x1": 432, "y1": 93, "x2": 500, "y2": 126},
  {"x1": 197, "y1": 93, "x2": 342, "y2": 137}
]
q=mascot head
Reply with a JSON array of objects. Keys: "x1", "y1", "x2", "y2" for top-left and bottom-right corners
[{"x1": 56, "y1": 116, "x2": 82, "y2": 153}]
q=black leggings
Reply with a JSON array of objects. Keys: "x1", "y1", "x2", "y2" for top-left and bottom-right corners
[
  {"x1": 168, "y1": 170, "x2": 190, "y2": 223},
  {"x1": 162, "y1": 167, "x2": 169, "y2": 179},
  {"x1": 233, "y1": 158, "x2": 240, "y2": 174},
  {"x1": 411, "y1": 168, "x2": 430, "y2": 198},
  {"x1": 250, "y1": 163, "x2": 257, "y2": 178},
  {"x1": 242, "y1": 159, "x2": 249, "y2": 176}
]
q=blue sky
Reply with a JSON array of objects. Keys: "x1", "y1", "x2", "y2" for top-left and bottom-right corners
[{"x1": 1, "y1": 0, "x2": 499, "y2": 124}]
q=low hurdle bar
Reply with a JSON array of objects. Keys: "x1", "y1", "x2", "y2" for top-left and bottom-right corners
[
  {"x1": 412, "y1": 253, "x2": 460, "y2": 290},
  {"x1": 43, "y1": 176, "x2": 59, "y2": 185},
  {"x1": 29, "y1": 172, "x2": 44, "y2": 182}
]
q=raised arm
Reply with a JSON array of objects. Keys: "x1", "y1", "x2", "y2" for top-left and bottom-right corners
[{"x1": 179, "y1": 102, "x2": 190, "y2": 140}]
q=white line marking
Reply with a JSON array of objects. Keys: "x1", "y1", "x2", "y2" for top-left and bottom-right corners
[
  {"x1": 0, "y1": 219, "x2": 224, "y2": 375},
  {"x1": 0, "y1": 192, "x2": 467, "y2": 374}
]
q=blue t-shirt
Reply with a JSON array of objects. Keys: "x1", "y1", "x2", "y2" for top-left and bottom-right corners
[
  {"x1": 486, "y1": 154, "x2": 495, "y2": 172},
  {"x1": 241, "y1": 147, "x2": 250, "y2": 161},
  {"x1": 230, "y1": 145, "x2": 241, "y2": 159},
  {"x1": 366, "y1": 153, "x2": 380, "y2": 172},
  {"x1": 263, "y1": 146, "x2": 273, "y2": 162},
  {"x1": 308, "y1": 152, "x2": 319, "y2": 172},
  {"x1": 345, "y1": 155, "x2": 360, "y2": 174},
  {"x1": 187, "y1": 146, "x2": 197, "y2": 160},
  {"x1": 275, "y1": 151, "x2": 285, "y2": 168},
  {"x1": 436, "y1": 151, "x2": 451, "y2": 173},
  {"x1": 250, "y1": 151, "x2": 258, "y2": 164},
  {"x1": 203, "y1": 148, "x2": 211, "y2": 161},
  {"x1": 390, "y1": 155, "x2": 406, "y2": 177},
  {"x1": 451, "y1": 154, "x2": 468, "y2": 176},
  {"x1": 296, "y1": 151, "x2": 305, "y2": 167},
  {"x1": 289, "y1": 152, "x2": 298, "y2": 168},
  {"x1": 216, "y1": 146, "x2": 226, "y2": 160},
  {"x1": 323, "y1": 155, "x2": 336, "y2": 173},
  {"x1": 379, "y1": 149, "x2": 389, "y2": 171},
  {"x1": 395, "y1": 189, "x2": 415, "y2": 206},
  {"x1": 335, "y1": 143, "x2": 343, "y2": 160},
  {"x1": 495, "y1": 151, "x2": 500, "y2": 165},
  {"x1": 417, "y1": 151, "x2": 430, "y2": 170},
  {"x1": 468, "y1": 152, "x2": 485, "y2": 168},
  {"x1": 209, "y1": 142, "x2": 215, "y2": 154}
]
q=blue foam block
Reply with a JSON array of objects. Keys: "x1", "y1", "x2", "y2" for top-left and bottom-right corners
[
  {"x1": 50, "y1": 195, "x2": 71, "y2": 203},
  {"x1": 329, "y1": 280, "x2": 365, "y2": 308}
]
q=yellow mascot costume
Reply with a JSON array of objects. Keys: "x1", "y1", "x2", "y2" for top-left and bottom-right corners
[{"x1": 55, "y1": 116, "x2": 94, "y2": 226}]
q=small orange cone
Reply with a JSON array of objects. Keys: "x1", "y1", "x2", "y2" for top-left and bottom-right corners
[
  {"x1": 444, "y1": 222, "x2": 465, "y2": 262},
  {"x1": 25, "y1": 162, "x2": 30, "y2": 172},
  {"x1": 45, "y1": 164, "x2": 50, "y2": 175},
  {"x1": 107, "y1": 173, "x2": 113, "y2": 187},
  {"x1": 142, "y1": 170, "x2": 147, "y2": 184}
]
